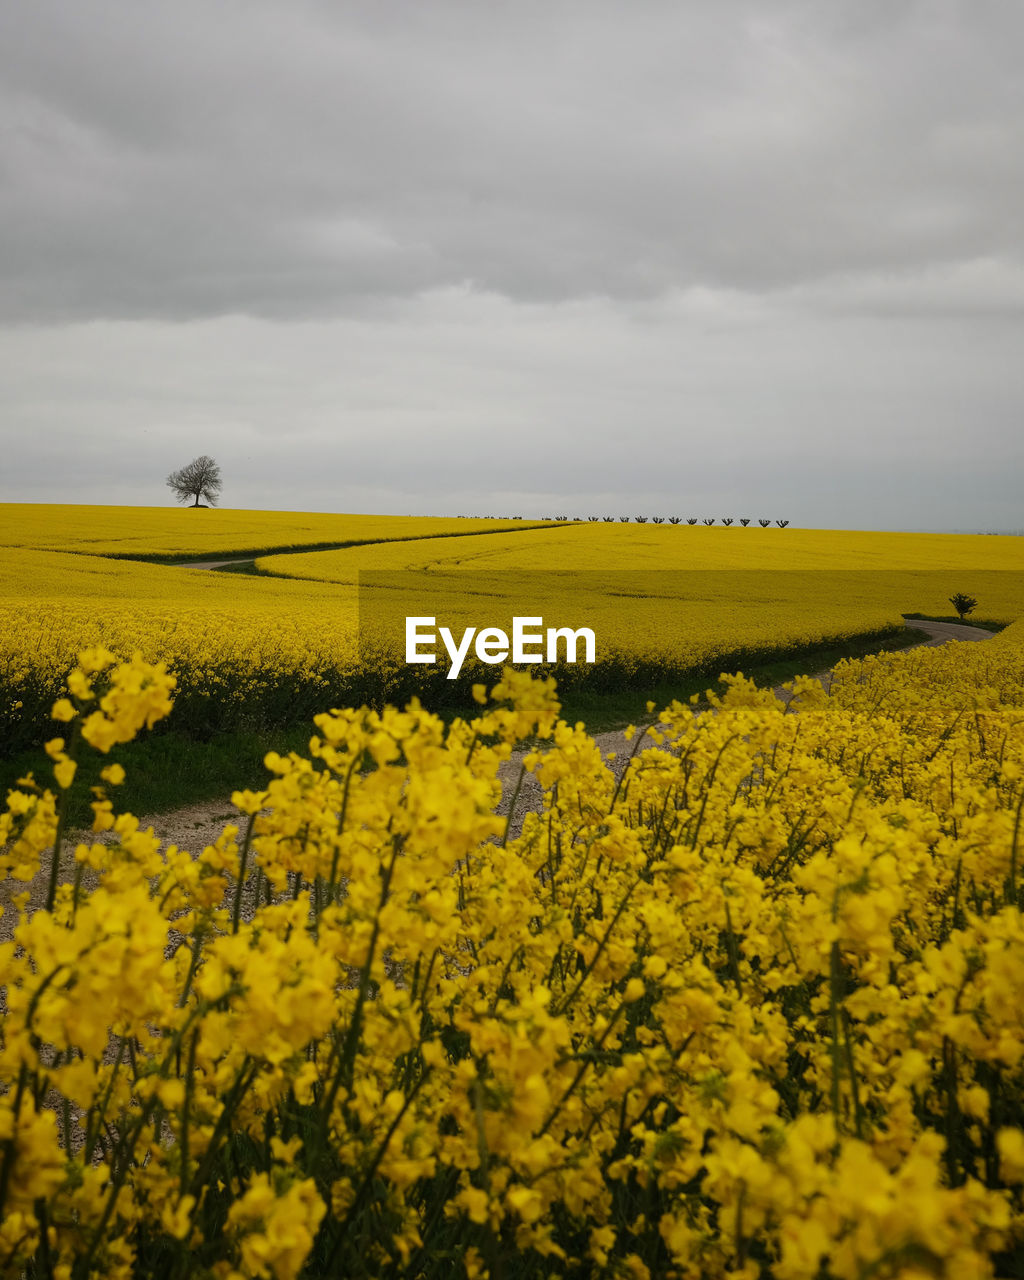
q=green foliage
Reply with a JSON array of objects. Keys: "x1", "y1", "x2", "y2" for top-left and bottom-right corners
[{"x1": 949, "y1": 592, "x2": 979, "y2": 620}]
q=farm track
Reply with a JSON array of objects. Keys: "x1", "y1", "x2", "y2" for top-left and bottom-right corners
[
  {"x1": 0, "y1": 617, "x2": 993, "y2": 943},
  {"x1": 159, "y1": 520, "x2": 576, "y2": 573},
  {"x1": 170, "y1": 555, "x2": 259, "y2": 570}
]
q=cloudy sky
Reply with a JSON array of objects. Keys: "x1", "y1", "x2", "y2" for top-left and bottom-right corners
[{"x1": 3, "y1": 0, "x2": 1022, "y2": 530}]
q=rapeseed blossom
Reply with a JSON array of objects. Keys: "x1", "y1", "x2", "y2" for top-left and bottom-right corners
[{"x1": 3, "y1": 621, "x2": 1024, "y2": 1274}]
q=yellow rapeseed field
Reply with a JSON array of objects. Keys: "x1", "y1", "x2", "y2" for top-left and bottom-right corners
[
  {"x1": 0, "y1": 547, "x2": 360, "y2": 750},
  {"x1": 0, "y1": 508, "x2": 542, "y2": 749},
  {"x1": 0, "y1": 503, "x2": 544, "y2": 557},
  {"x1": 260, "y1": 522, "x2": 1024, "y2": 580},
  {"x1": 263, "y1": 522, "x2": 1024, "y2": 695},
  {"x1": 4, "y1": 507, "x2": 1024, "y2": 1274},
  {"x1": 2, "y1": 505, "x2": 1023, "y2": 751},
  {"x1": 3, "y1": 622, "x2": 1024, "y2": 1276}
]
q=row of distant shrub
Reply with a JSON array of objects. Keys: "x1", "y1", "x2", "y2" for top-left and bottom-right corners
[{"x1": 456, "y1": 516, "x2": 793, "y2": 526}]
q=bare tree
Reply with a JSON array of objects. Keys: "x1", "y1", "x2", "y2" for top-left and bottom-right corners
[{"x1": 167, "y1": 456, "x2": 223, "y2": 507}]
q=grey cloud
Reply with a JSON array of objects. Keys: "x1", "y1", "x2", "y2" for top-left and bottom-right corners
[
  {"x1": 3, "y1": 2, "x2": 1022, "y2": 534},
  {"x1": 786, "y1": 257, "x2": 1024, "y2": 317},
  {"x1": 3, "y1": 286, "x2": 1020, "y2": 530},
  {"x1": 3, "y1": 0, "x2": 1023, "y2": 322}
]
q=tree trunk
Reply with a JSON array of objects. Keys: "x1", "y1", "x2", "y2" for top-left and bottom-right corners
[{"x1": 193, "y1": 494, "x2": 199, "y2": 506}]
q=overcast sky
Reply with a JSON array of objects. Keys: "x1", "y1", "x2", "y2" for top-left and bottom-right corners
[{"x1": 2, "y1": 0, "x2": 1022, "y2": 530}]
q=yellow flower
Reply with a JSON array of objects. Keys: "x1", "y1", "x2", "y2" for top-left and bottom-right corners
[
  {"x1": 997, "y1": 1128, "x2": 1024, "y2": 1182},
  {"x1": 53, "y1": 756, "x2": 77, "y2": 790},
  {"x1": 455, "y1": 1186, "x2": 491, "y2": 1225},
  {"x1": 160, "y1": 1195, "x2": 196, "y2": 1241},
  {"x1": 227, "y1": 1174, "x2": 325, "y2": 1280}
]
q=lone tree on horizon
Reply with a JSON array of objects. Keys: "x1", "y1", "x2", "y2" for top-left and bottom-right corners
[{"x1": 167, "y1": 455, "x2": 222, "y2": 507}]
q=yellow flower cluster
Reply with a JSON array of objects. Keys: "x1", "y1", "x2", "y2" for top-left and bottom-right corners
[{"x1": 3, "y1": 624, "x2": 1024, "y2": 1277}]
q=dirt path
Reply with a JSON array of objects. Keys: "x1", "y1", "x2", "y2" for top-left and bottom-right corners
[
  {"x1": 895, "y1": 618, "x2": 994, "y2": 646},
  {"x1": 166, "y1": 555, "x2": 257, "y2": 569}
]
